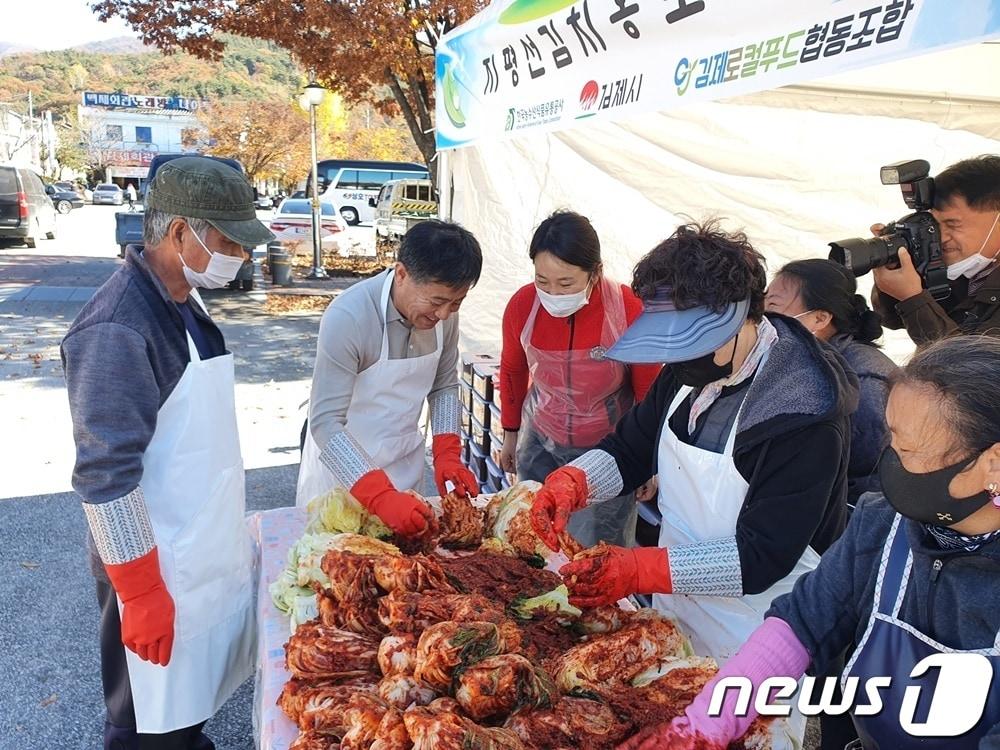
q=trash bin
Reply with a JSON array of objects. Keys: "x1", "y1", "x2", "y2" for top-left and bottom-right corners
[
  {"x1": 229, "y1": 255, "x2": 255, "y2": 291},
  {"x1": 271, "y1": 252, "x2": 294, "y2": 287},
  {"x1": 266, "y1": 242, "x2": 283, "y2": 277}
]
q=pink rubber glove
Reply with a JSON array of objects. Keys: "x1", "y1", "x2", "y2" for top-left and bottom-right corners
[{"x1": 617, "y1": 617, "x2": 811, "y2": 749}]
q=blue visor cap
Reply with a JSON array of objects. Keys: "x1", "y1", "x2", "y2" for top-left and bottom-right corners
[{"x1": 604, "y1": 290, "x2": 750, "y2": 364}]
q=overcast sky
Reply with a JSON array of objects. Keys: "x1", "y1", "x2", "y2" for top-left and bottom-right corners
[{"x1": 4, "y1": 1, "x2": 135, "y2": 50}]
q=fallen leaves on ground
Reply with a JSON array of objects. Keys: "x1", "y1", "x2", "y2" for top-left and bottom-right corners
[
  {"x1": 264, "y1": 294, "x2": 335, "y2": 315},
  {"x1": 280, "y1": 252, "x2": 386, "y2": 277}
]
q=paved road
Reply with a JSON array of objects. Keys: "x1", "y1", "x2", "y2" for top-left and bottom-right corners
[
  {"x1": 0, "y1": 466, "x2": 298, "y2": 750},
  {"x1": 0, "y1": 204, "x2": 374, "y2": 749}
]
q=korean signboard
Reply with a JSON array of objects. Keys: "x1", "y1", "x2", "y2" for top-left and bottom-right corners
[
  {"x1": 82, "y1": 92, "x2": 203, "y2": 112},
  {"x1": 102, "y1": 149, "x2": 156, "y2": 167},
  {"x1": 435, "y1": 0, "x2": 1000, "y2": 150}
]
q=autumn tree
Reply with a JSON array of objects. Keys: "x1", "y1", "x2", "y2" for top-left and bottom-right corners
[
  {"x1": 72, "y1": 110, "x2": 118, "y2": 178},
  {"x1": 191, "y1": 100, "x2": 312, "y2": 184},
  {"x1": 91, "y1": 0, "x2": 487, "y2": 184},
  {"x1": 322, "y1": 95, "x2": 422, "y2": 163},
  {"x1": 54, "y1": 121, "x2": 90, "y2": 174}
]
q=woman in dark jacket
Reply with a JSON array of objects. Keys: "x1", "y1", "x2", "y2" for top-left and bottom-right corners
[
  {"x1": 530, "y1": 223, "x2": 859, "y2": 744},
  {"x1": 622, "y1": 335, "x2": 1000, "y2": 750},
  {"x1": 766, "y1": 259, "x2": 898, "y2": 508}
]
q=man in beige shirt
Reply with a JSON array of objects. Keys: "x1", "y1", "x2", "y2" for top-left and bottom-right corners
[{"x1": 296, "y1": 220, "x2": 483, "y2": 538}]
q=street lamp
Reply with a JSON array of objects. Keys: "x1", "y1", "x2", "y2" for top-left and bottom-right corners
[{"x1": 299, "y1": 81, "x2": 327, "y2": 279}]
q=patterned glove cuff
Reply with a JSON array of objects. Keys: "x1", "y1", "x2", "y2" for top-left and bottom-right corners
[
  {"x1": 82, "y1": 487, "x2": 156, "y2": 566},
  {"x1": 428, "y1": 387, "x2": 461, "y2": 436},
  {"x1": 320, "y1": 430, "x2": 378, "y2": 489},
  {"x1": 669, "y1": 536, "x2": 743, "y2": 597},
  {"x1": 568, "y1": 449, "x2": 624, "y2": 501}
]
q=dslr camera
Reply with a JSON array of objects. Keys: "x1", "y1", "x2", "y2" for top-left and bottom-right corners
[{"x1": 829, "y1": 159, "x2": 950, "y2": 300}]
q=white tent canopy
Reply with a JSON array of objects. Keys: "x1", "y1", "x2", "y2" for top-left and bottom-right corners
[{"x1": 438, "y1": 11, "x2": 1000, "y2": 364}]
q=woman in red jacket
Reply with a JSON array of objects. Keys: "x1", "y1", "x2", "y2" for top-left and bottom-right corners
[{"x1": 499, "y1": 210, "x2": 660, "y2": 546}]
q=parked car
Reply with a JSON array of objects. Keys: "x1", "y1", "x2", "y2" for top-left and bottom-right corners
[
  {"x1": 268, "y1": 199, "x2": 347, "y2": 255},
  {"x1": 255, "y1": 195, "x2": 274, "y2": 209},
  {"x1": 45, "y1": 183, "x2": 85, "y2": 214},
  {"x1": 0, "y1": 164, "x2": 58, "y2": 247},
  {"x1": 92, "y1": 183, "x2": 124, "y2": 205}
]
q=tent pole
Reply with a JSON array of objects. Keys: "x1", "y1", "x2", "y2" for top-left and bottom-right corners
[{"x1": 437, "y1": 149, "x2": 452, "y2": 221}]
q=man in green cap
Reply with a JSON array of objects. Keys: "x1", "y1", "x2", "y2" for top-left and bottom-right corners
[{"x1": 61, "y1": 156, "x2": 274, "y2": 749}]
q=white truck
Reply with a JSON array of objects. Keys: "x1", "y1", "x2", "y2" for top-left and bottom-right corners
[{"x1": 370, "y1": 178, "x2": 437, "y2": 261}]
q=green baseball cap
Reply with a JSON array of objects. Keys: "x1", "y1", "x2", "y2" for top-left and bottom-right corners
[{"x1": 146, "y1": 156, "x2": 275, "y2": 247}]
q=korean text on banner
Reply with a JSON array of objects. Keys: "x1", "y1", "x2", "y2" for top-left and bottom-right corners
[{"x1": 435, "y1": 0, "x2": 1000, "y2": 150}]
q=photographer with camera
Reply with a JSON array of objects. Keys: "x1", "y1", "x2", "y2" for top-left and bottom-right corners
[{"x1": 832, "y1": 156, "x2": 1000, "y2": 346}]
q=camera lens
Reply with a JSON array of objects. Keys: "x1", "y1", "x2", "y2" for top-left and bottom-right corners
[{"x1": 829, "y1": 236, "x2": 898, "y2": 276}]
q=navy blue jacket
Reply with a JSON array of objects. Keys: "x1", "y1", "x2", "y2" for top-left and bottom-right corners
[
  {"x1": 62, "y1": 247, "x2": 225, "y2": 506},
  {"x1": 828, "y1": 334, "x2": 897, "y2": 506},
  {"x1": 770, "y1": 493, "x2": 1000, "y2": 747}
]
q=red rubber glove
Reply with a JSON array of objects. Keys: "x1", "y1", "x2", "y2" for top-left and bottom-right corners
[
  {"x1": 559, "y1": 544, "x2": 672, "y2": 608},
  {"x1": 352, "y1": 469, "x2": 434, "y2": 538},
  {"x1": 617, "y1": 719, "x2": 723, "y2": 750},
  {"x1": 530, "y1": 466, "x2": 590, "y2": 551},
  {"x1": 432, "y1": 433, "x2": 479, "y2": 498},
  {"x1": 105, "y1": 547, "x2": 175, "y2": 666}
]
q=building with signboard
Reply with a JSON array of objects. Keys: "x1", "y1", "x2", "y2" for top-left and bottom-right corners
[{"x1": 77, "y1": 91, "x2": 202, "y2": 188}]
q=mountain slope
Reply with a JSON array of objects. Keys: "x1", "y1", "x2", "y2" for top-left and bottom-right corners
[
  {"x1": 0, "y1": 42, "x2": 39, "y2": 58},
  {"x1": 70, "y1": 36, "x2": 151, "y2": 54},
  {"x1": 0, "y1": 35, "x2": 301, "y2": 123}
]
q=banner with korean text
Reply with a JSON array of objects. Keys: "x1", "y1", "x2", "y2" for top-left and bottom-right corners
[
  {"x1": 82, "y1": 92, "x2": 203, "y2": 112},
  {"x1": 435, "y1": 0, "x2": 1000, "y2": 150}
]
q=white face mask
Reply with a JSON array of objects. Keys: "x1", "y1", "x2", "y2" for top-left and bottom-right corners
[
  {"x1": 945, "y1": 212, "x2": 1000, "y2": 281},
  {"x1": 181, "y1": 224, "x2": 245, "y2": 289},
  {"x1": 792, "y1": 309, "x2": 818, "y2": 334},
  {"x1": 536, "y1": 282, "x2": 591, "y2": 318}
]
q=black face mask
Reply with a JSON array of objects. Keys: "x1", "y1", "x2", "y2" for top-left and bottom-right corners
[
  {"x1": 878, "y1": 446, "x2": 990, "y2": 526},
  {"x1": 672, "y1": 332, "x2": 739, "y2": 388}
]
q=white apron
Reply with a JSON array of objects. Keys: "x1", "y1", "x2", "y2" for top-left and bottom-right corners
[
  {"x1": 654, "y1": 384, "x2": 819, "y2": 744},
  {"x1": 296, "y1": 269, "x2": 442, "y2": 506},
  {"x1": 127, "y1": 290, "x2": 255, "y2": 733}
]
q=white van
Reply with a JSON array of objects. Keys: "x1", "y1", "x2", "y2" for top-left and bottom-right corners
[{"x1": 310, "y1": 159, "x2": 428, "y2": 226}]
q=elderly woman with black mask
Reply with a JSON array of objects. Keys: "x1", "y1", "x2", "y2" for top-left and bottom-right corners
[
  {"x1": 621, "y1": 335, "x2": 1000, "y2": 750},
  {"x1": 766, "y1": 259, "x2": 898, "y2": 508},
  {"x1": 529, "y1": 222, "x2": 859, "y2": 744}
]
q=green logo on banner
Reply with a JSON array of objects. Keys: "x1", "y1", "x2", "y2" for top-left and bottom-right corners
[
  {"x1": 499, "y1": 0, "x2": 576, "y2": 25},
  {"x1": 443, "y1": 65, "x2": 466, "y2": 128}
]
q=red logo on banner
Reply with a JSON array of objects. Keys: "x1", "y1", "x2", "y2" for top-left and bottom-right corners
[{"x1": 579, "y1": 80, "x2": 599, "y2": 111}]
